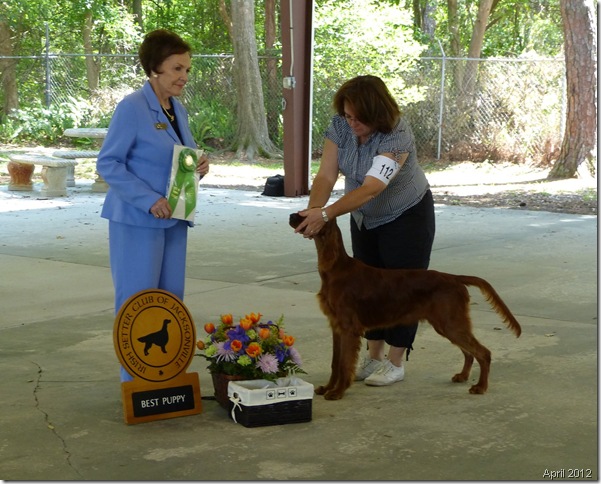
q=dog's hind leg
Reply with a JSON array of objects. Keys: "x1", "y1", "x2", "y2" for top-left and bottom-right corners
[
  {"x1": 451, "y1": 349, "x2": 474, "y2": 383},
  {"x1": 446, "y1": 328, "x2": 491, "y2": 394}
]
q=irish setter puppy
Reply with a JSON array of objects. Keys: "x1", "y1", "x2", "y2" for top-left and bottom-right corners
[{"x1": 290, "y1": 213, "x2": 521, "y2": 400}]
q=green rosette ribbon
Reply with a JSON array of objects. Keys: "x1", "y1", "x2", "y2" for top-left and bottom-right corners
[{"x1": 168, "y1": 148, "x2": 198, "y2": 218}]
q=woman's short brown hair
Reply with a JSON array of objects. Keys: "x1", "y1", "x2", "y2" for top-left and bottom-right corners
[
  {"x1": 333, "y1": 75, "x2": 401, "y2": 133},
  {"x1": 139, "y1": 29, "x2": 191, "y2": 77}
]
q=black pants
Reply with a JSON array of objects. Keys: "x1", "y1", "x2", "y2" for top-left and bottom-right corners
[{"x1": 350, "y1": 190, "x2": 435, "y2": 357}]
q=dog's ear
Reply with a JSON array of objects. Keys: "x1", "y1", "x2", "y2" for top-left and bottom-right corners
[{"x1": 289, "y1": 212, "x2": 306, "y2": 229}]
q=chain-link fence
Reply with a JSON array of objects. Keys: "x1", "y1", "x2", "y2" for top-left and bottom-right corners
[{"x1": 1, "y1": 52, "x2": 565, "y2": 163}]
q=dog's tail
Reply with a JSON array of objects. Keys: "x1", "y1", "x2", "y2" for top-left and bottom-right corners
[{"x1": 458, "y1": 275, "x2": 522, "y2": 337}]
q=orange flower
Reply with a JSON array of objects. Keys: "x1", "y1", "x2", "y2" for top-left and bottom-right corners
[
  {"x1": 283, "y1": 335, "x2": 295, "y2": 346},
  {"x1": 230, "y1": 340, "x2": 243, "y2": 352},
  {"x1": 246, "y1": 342, "x2": 262, "y2": 358},
  {"x1": 196, "y1": 340, "x2": 205, "y2": 350},
  {"x1": 259, "y1": 327, "x2": 271, "y2": 340},
  {"x1": 204, "y1": 323, "x2": 216, "y2": 334},
  {"x1": 239, "y1": 317, "x2": 253, "y2": 331},
  {"x1": 247, "y1": 312, "x2": 262, "y2": 324},
  {"x1": 221, "y1": 313, "x2": 234, "y2": 325}
]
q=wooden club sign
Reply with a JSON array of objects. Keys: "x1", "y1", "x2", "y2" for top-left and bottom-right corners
[{"x1": 113, "y1": 289, "x2": 202, "y2": 424}]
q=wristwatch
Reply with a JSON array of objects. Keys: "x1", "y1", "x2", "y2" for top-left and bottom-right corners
[{"x1": 321, "y1": 208, "x2": 329, "y2": 222}]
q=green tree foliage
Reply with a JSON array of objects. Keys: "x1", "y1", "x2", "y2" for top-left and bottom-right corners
[
  {"x1": 312, "y1": 0, "x2": 427, "y2": 137},
  {"x1": 427, "y1": 0, "x2": 564, "y2": 57}
]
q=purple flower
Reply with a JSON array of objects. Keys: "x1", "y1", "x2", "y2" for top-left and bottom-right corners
[
  {"x1": 289, "y1": 347, "x2": 302, "y2": 366},
  {"x1": 256, "y1": 353, "x2": 279, "y2": 374},
  {"x1": 227, "y1": 326, "x2": 251, "y2": 343},
  {"x1": 215, "y1": 342, "x2": 237, "y2": 363},
  {"x1": 275, "y1": 344, "x2": 288, "y2": 363}
]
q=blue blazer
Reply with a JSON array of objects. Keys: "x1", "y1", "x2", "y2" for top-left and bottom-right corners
[{"x1": 97, "y1": 81, "x2": 197, "y2": 228}]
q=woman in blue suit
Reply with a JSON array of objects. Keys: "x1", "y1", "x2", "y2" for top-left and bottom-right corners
[{"x1": 97, "y1": 29, "x2": 209, "y2": 382}]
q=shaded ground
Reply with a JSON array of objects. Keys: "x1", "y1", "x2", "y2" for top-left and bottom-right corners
[
  {"x1": 0, "y1": 146, "x2": 597, "y2": 215},
  {"x1": 200, "y1": 155, "x2": 597, "y2": 216}
]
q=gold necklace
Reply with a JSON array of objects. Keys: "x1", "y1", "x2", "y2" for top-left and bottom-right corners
[{"x1": 162, "y1": 105, "x2": 174, "y2": 122}]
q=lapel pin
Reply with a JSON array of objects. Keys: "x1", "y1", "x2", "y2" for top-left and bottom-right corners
[{"x1": 155, "y1": 123, "x2": 168, "y2": 130}]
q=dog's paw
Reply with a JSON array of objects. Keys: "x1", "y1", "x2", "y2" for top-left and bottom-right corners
[
  {"x1": 324, "y1": 390, "x2": 344, "y2": 400},
  {"x1": 452, "y1": 372, "x2": 469, "y2": 383},
  {"x1": 314, "y1": 385, "x2": 327, "y2": 395},
  {"x1": 469, "y1": 384, "x2": 487, "y2": 394}
]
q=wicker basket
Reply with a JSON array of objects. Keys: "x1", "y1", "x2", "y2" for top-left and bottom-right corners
[
  {"x1": 227, "y1": 378, "x2": 313, "y2": 428},
  {"x1": 211, "y1": 373, "x2": 247, "y2": 409}
]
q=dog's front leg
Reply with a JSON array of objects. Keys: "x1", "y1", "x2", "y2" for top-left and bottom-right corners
[
  {"x1": 315, "y1": 330, "x2": 342, "y2": 396},
  {"x1": 322, "y1": 331, "x2": 362, "y2": 400}
]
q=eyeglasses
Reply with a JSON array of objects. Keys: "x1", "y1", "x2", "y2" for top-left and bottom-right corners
[{"x1": 344, "y1": 113, "x2": 361, "y2": 124}]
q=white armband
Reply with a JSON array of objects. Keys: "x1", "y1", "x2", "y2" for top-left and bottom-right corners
[{"x1": 365, "y1": 155, "x2": 401, "y2": 186}]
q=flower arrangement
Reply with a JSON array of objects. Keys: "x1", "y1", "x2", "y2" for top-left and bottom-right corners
[{"x1": 196, "y1": 312, "x2": 305, "y2": 381}]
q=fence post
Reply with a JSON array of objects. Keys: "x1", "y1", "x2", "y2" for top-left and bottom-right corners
[{"x1": 44, "y1": 22, "x2": 50, "y2": 108}]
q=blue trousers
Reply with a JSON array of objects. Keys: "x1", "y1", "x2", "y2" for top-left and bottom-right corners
[{"x1": 109, "y1": 220, "x2": 189, "y2": 381}]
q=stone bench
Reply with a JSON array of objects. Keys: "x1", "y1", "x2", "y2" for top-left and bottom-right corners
[
  {"x1": 52, "y1": 150, "x2": 100, "y2": 187},
  {"x1": 7, "y1": 153, "x2": 78, "y2": 197}
]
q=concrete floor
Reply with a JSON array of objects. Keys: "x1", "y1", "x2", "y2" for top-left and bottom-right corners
[{"x1": 0, "y1": 181, "x2": 597, "y2": 481}]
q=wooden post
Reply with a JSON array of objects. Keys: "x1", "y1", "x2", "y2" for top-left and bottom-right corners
[{"x1": 281, "y1": 0, "x2": 314, "y2": 197}]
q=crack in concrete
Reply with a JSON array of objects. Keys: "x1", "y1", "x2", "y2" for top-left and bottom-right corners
[{"x1": 32, "y1": 361, "x2": 83, "y2": 479}]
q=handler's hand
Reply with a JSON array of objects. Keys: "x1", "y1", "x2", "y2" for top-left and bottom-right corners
[
  {"x1": 295, "y1": 208, "x2": 326, "y2": 239},
  {"x1": 197, "y1": 154, "x2": 210, "y2": 178},
  {"x1": 150, "y1": 197, "x2": 172, "y2": 219}
]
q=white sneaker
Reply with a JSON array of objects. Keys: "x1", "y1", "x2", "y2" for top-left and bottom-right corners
[
  {"x1": 364, "y1": 360, "x2": 405, "y2": 386},
  {"x1": 354, "y1": 357, "x2": 384, "y2": 381}
]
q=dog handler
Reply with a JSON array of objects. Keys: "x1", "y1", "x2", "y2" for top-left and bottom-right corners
[
  {"x1": 97, "y1": 29, "x2": 209, "y2": 382},
  {"x1": 295, "y1": 75, "x2": 435, "y2": 386}
]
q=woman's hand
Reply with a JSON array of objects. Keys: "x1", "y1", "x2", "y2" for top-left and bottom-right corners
[
  {"x1": 296, "y1": 207, "x2": 327, "y2": 238},
  {"x1": 196, "y1": 153, "x2": 209, "y2": 178},
  {"x1": 150, "y1": 197, "x2": 172, "y2": 219}
]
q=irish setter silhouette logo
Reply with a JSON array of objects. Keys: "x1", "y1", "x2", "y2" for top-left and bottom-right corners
[{"x1": 138, "y1": 319, "x2": 171, "y2": 356}]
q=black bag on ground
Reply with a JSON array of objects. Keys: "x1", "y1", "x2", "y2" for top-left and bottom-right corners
[{"x1": 261, "y1": 174, "x2": 284, "y2": 197}]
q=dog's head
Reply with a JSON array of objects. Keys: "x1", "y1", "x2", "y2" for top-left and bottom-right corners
[
  {"x1": 289, "y1": 212, "x2": 305, "y2": 232},
  {"x1": 289, "y1": 212, "x2": 345, "y2": 268}
]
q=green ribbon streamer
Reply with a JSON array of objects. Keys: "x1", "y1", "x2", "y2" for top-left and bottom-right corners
[{"x1": 168, "y1": 148, "x2": 198, "y2": 218}]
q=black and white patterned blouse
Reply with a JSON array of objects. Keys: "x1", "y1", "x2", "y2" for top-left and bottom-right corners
[{"x1": 325, "y1": 114, "x2": 430, "y2": 230}]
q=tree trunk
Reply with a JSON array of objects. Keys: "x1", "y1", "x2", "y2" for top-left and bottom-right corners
[
  {"x1": 83, "y1": 11, "x2": 100, "y2": 92},
  {"x1": 264, "y1": 0, "x2": 279, "y2": 142},
  {"x1": 413, "y1": 0, "x2": 436, "y2": 37},
  {"x1": 0, "y1": 20, "x2": 19, "y2": 114},
  {"x1": 549, "y1": 0, "x2": 597, "y2": 179},
  {"x1": 461, "y1": 0, "x2": 494, "y2": 95},
  {"x1": 447, "y1": 0, "x2": 461, "y2": 57},
  {"x1": 132, "y1": 0, "x2": 144, "y2": 31},
  {"x1": 219, "y1": 0, "x2": 233, "y2": 38},
  {"x1": 229, "y1": 0, "x2": 278, "y2": 160}
]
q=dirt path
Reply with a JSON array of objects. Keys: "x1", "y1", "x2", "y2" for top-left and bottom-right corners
[
  {"x1": 0, "y1": 146, "x2": 596, "y2": 215},
  {"x1": 201, "y1": 158, "x2": 597, "y2": 216}
]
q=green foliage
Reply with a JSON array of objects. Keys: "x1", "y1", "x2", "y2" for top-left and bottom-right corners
[
  {"x1": 142, "y1": 0, "x2": 232, "y2": 53},
  {"x1": 312, "y1": 0, "x2": 427, "y2": 145},
  {"x1": 429, "y1": 0, "x2": 564, "y2": 57},
  {"x1": 0, "y1": 104, "x2": 72, "y2": 145},
  {"x1": 186, "y1": 96, "x2": 236, "y2": 150},
  {"x1": 0, "y1": 96, "x2": 112, "y2": 145}
]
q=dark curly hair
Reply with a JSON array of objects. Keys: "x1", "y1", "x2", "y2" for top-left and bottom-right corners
[
  {"x1": 333, "y1": 75, "x2": 401, "y2": 133},
  {"x1": 138, "y1": 29, "x2": 191, "y2": 78}
]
